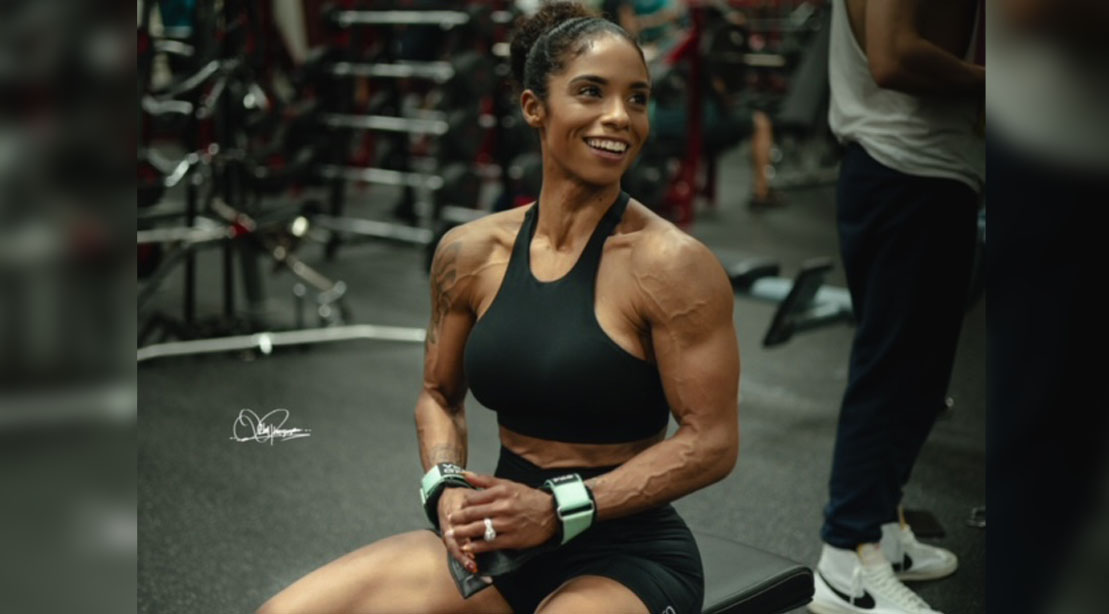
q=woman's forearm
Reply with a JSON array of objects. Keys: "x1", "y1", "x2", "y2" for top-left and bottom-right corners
[
  {"x1": 584, "y1": 425, "x2": 737, "y2": 521},
  {"x1": 414, "y1": 390, "x2": 468, "y2": 471}
]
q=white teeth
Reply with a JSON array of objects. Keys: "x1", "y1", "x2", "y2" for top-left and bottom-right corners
[{"x1": 586, "y1": 138, "x2": 628, "y2": 153}]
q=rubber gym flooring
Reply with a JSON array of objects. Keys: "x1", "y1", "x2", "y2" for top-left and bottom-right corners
[{"x1": 138, "y1": 145, "x2": 986, "y2": 613}]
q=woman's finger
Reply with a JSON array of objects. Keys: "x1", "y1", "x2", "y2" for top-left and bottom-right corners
[
  {"x1": 439, "y1": 495, "x2": 477, "y2": 573},
  {"x1": 462, "y1": 471, "x2": 500, "y2": 488},
  {"x1": 450, "y1": 496, "x2": 503, "y2": 525},
  {"x1": 463, "y1": 531, "x2": 522, "y2": 556},
  {"x1": 458, "y1": 517, "x2": 519, "y2": 556},
  {"x1": 453, "y1": 515, "x2": 513, "y2": 544},
  {"x1": 442, "y1": 526, "x2": 477, "y2": 573},
  {"x1": 439, "y1": 525, "x2": 470, "y2": 567},
  {"x1": 459, "y1": 484, "x2": 506, "y2": 507}
]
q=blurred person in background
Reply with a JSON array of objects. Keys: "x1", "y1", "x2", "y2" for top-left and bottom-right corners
[{"x1": 987, "y1": 1, "x2": 1109, "y2": 613}]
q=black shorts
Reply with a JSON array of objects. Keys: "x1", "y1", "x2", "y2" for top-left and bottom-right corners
[{"x1": 487, "y1": 447, "x2": 704, "y2": 614}]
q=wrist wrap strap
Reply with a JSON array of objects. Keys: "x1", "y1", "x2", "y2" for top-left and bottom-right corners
[
  {"x1": 419, "y1": 463, "x2": 473, "y2": 529},
  {"x1": 541, "y1": 473, "x2": 596, "y2": 545}
]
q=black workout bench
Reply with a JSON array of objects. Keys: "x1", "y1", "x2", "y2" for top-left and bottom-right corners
[{"x1": 696, "y1": 531, "x2": 813, "y2": 614}]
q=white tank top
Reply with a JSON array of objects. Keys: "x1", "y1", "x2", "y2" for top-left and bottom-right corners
[{"x1": 827, "y1": 0, "x2": 984, "y2": 193}]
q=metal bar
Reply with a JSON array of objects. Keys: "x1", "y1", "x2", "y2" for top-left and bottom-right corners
[
  {"x1": 707, "y1": 52, "x2": 788, "y2": 68},
  {"x1": 163, "y1": 152, "x2": 199, "y2": 187},
  {"x1": 312, "y1": 214, "x2": 433, "y2": 245},
  {"x1": 319, "y1": 112, "x2": 449, "y2": 135},
  {"x1": 273, "y1": 246, "x2": 341, "y2": 293},
  {"x1": 325, "y1": 61, "x2": 454, "y2": 82},
  {"x1": 742, "y1": 53, "x2": 787, "y2": 68},
  {"x1": 137, "y1": 224, "x2": 230, "y2": 245},
  {"x1": 141, "y1": 96, "x2": 193, "y2": 116},
  {"x1": 316, "y1": 164, "x2": 444, "y2": 190},
  {"x1": 137, "y1": 324, "x2": 427, "y2": 362},
  {"x1": 332, "y1": 10, "x2": 470, "y2": 27},
  {"x1": 139, "y1": 244, "x2": 193, "y2": 310},
  {"x1": 153, "y1": 39, "x2": 195, "y2": 57},
  {"x1": 183, "y1": 138, "x2": 198, "y2": 326},
  {"x1": 159, "y1": 59, "x2": 222, "y2": 99},
  {"x1": 439, "y1": 205, "x2": 485, "y2": 225}
]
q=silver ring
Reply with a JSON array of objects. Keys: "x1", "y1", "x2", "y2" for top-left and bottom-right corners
[{"x1": 483, "y1": 517, "x2": 496, "y2": 542}]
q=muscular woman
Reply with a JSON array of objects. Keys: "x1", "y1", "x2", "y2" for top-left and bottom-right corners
[{"x1": 256, "y1": 3, "x2": 739, "y2": 612}]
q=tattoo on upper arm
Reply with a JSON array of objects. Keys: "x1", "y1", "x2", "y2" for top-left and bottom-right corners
[{"x1": 427, "y1": 241, "x2": 462, "y2": 347}]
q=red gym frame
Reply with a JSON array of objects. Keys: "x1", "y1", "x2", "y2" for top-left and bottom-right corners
[{"x1": 661, "y1": 1, "x2": 712, "y2": 228}]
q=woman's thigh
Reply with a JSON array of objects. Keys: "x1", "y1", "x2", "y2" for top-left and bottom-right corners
[
  {"x1": 255, "y1": 530, "x2": 514, "y2": 614},
  {"x1": 534, "y1": 575, "x2": 650, "y2": 614}
]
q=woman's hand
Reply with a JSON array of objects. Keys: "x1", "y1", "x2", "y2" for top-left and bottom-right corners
[
  {"x1": 448, "y1": 472, "x2": 558, "y2": 556},
  {"x1": 438, "y1": 487, "x2": 478, "y2": 573}
]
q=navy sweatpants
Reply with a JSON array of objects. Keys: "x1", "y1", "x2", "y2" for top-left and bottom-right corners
[{"x1": 821, "y1": 142, "x2": 979, "y2": 548}]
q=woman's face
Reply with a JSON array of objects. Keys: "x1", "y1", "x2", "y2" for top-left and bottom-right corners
[{"x1": 522, "y1": 33, "x2": 651, "y2": 188}]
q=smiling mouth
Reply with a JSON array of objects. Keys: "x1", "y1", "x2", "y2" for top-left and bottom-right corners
[{"x1": 583, "y1": 137, "x2": 630, "y2": 154}]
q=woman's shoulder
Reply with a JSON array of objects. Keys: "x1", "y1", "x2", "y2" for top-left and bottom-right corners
[
  {"x1": 622, "y1": 199, "x2": 733, "y2": 307},
  {"x1": 622, "y1": 199, "x2": 715, "y2": 267},
  {"x1": 430, "y1": 206, "x2": 529, "y2": 275}
]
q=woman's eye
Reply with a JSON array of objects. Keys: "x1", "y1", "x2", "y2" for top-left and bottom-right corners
[
  {"x1": 631, "y1": 93, "x2": 649, "y2": 105},
  {"x1": 579, "y1": 85, "x2": 601, "y2": 97}
]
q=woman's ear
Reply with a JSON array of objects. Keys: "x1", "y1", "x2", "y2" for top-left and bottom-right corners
[{"x1": 520, "y1": 89, "x2": 545, "y2": 129}]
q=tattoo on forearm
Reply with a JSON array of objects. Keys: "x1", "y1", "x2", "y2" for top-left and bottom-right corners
[{"x1": 427, "y1": 241, "x2": 462, "y2": 347}]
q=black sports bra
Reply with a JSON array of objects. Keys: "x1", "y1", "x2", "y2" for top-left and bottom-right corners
[{"x1": 463, "y1": 191, "x2": 671, "y2": 444}]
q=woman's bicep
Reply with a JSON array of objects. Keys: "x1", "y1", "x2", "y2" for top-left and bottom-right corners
[
  {"x1": 643, "y1": 242, "x2": 740, "y2": 447},
  {"x1": 653, "y1": 299, "x2": 739, "y2": 435}
]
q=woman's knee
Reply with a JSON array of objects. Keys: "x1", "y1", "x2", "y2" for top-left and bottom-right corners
[{"x1": 254, "y1": 531, "x2": 449, "y2": 614}]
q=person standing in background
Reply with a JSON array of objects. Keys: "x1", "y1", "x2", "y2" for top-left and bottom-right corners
[{"x1": 811, "y1": 1, "x2": 984, "y2": 613}]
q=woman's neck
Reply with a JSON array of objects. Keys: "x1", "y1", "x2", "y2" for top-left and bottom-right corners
[{"x1": 534, "y1": 172, "x2": 622, "y2": 251}]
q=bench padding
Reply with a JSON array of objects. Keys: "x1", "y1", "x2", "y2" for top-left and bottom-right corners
[{"x1": 695, "y1": 532, "x2": 814, "y2": 614}]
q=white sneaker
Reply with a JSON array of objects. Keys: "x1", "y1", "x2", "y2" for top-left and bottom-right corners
[
  {"x1": 880, "y1": 517, "x2": 958, "y2": 581},
  {"x1": 808, "y1": 543, "x2": 943, "y2": 614}
]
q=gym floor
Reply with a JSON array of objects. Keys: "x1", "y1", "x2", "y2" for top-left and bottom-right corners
[{"x1": 138, "y1": 145, "x2": 985, "y2": 613}]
